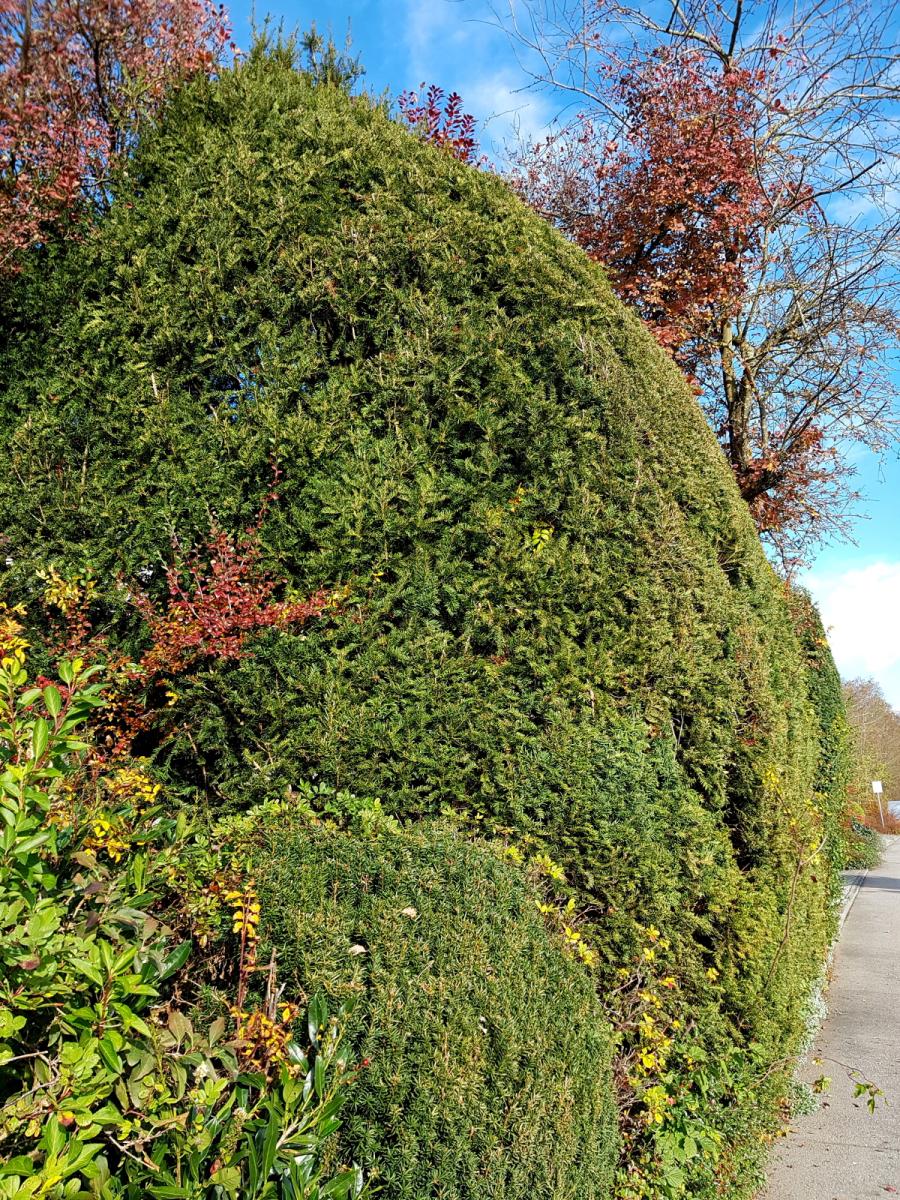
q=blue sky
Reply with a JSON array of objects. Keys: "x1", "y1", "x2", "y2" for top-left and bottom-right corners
[{"x1": 233, "y1": 0, "x2": 900, "y2": 705}]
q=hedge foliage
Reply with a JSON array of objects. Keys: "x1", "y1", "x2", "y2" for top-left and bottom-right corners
[
  {"x1": 244, "y1": 811, "x2": 617, "y2": 1199},
  {"x1": 844, "y1": 820, "x2": 882, "y2": 870},
  {"x1": 0, "y1": 43, "x2": 850, "y2": 1198}
]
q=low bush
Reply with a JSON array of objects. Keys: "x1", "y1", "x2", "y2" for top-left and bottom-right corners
[
  {"x1": 844, "y1": 820, "x2": 882, "y2": 871},
  {"x1": 0, "y1": 597, "x2": 616, "y2": 1197},
  {"x1": 0, "y1": 608, "x2": 363, "y2": 1199},
  {"x1": 240, "y1": 804, "x2": 618, "y2": 1200}
]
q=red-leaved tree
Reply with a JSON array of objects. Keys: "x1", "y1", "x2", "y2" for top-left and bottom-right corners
[
  {"x1": 515, "y1": 50, "x2": 776, "y2": 367},
  {"x1": 505, "y1": 0, "x2": 900, "y2": 569},
  {"x1": 0, "y1": 0, "x2": 230, "y2": 269}
]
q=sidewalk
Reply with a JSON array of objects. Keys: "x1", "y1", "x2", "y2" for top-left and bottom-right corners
[{"x1": 764, "y1": 835, "x2": 900, "y2": 1198}]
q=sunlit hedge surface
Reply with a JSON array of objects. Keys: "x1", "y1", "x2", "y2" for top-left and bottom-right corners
[
  {"x1": 253, "y1": 815, "x2": 618, "y2": 1199},
  {"x1": 0, "y1": 44, "x2": 850, "y2": 1198}
]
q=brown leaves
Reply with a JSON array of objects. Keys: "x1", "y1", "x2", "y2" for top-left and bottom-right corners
[{"x1": 514, "y1": 50, "x2": 770, "y2": 367}]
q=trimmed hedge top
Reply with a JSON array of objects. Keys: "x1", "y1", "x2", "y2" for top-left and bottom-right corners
[{"x1": 252, "y1": 818, "x2": 617, "y2": 1199}]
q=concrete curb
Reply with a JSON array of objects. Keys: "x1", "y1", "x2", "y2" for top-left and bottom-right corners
[{"x1": 837, "y1": 867, "x2": 867, "y2": 934}]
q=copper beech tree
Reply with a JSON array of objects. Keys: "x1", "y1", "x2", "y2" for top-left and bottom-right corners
[
  {"x1": 502, "y1": 0, "x2": 900, "y2": 568},
  {"x1": 0, "y1": 0, "x2": 229, "y2": 269}
]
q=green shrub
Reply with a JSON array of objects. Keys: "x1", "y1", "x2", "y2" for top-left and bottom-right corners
[
  {"x1": 844, "y1": 820, "x2": 882, "y2": 870},
  {"x1": 789, "y1": 588, "x2": 854, "y2": 871},
  {"x1": 238, "y1": 808, "x2": 617, "y2": 1200},
  {"x1": 0, "y1": 613, "x2": 363, "y2": 1199},
  {"x1": 0, "y1": 43, "x2": 851, "y2": 1198}
]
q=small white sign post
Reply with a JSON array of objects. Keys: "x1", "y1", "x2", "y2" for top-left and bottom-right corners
[{"x1": 873, "y1": 780, "x2": 885, "y2": 830}]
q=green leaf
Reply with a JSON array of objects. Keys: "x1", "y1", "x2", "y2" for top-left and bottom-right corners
[
  {"x1": 211, "y1": 1166, "x2": 243, "y2": 1196},
  {"x1": 42, "y1": 686, "x2": 63, "y2": 718},
  {"x1": 308, "y1": 995, "x2": 326, "y2": 1047},
  {"x1": 113, "y1": 1004, "x2": 153, "y2": 1037},
  {"x1": 15, "y1": 831, "x2": 51, "y2": 856},
  {"x1": 42, "y1": 1117, "x2": 67, "y2": 1157},
  {"x1": 314, "y1": 1054, "x2": 326, "y2": 1099},
  {"x1": 159, "y1": 940, "x2": 192, "y2": 981},
  {"x1": 71, "y1": 959, "x2": 104, "y2": 988},
  {"x1": 98, "y1": 1035, "x2": 123, "y2": 1074},
  {"x1": 31, "y1": 718, "x2": 50, "y2": 762},
  {"x1": 259, "y1": 1112, "x2": 280, "y2": 1181},
  {"x1": 321, "y1": 1167, "x2": 365, "y2": 1199},
  {"x1": 0, "y1": 1157, "x2": 35, "y2": 1178},
  {"x1": 91, "y1": 1103, "x2": 124, "y2": 1126},
  {"x1": 110, "y1": 945, "x2": 138, "y2": 976}
]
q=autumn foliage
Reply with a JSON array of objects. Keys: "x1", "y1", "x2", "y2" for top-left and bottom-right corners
[
  {"x1": 134, "y1": 527, "x2": 328, "y2": 677},
  {"x1": 0, "y1": 0, "x2": 229, "y2": 268},
  {"x1": 843, "y1": 677, "x2": 900, "y2": 832},
  {"x1": 42, "y1": 521, "x2": 328, "y2": 762},
  {"x1": 504, "y1": 0, "x2": 900, "y2": 567},
  {"x1": 398, "y1": 83, "x2": 481, "y2": 165},
  {"x1": 516, "y1": 53, "x2": 768, "y2": 363}
]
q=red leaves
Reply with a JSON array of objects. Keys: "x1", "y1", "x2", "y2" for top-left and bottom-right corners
[
  {"x1": 516, "y1": 50, "x2": 770, "y2": 369},
  {"x1": 398, "y1": 83, "x2": 482, "y2": 166},
  {"x1": 134, "y1": 527, "x2": 328, "y2": 678},
  {"x1": 39, "y1": 515, "x2": 328, "y2": 763},
  {"x1": 0, "y1": 0, "x2": 230, "y2": 269}
]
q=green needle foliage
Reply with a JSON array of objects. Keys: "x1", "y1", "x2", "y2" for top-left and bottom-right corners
[
  {"x1": 0, "y1": 39, "x2": 851, "y2": 1198},
  {"x1": 243, "y1": 812, "x2": 617, "y2": 1200}
]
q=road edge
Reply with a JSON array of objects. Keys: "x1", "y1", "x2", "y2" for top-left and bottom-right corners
[{"x1": 838, "y1": 866, "x2": 868, "y2": 934}]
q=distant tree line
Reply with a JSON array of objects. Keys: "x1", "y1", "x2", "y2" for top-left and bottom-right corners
[{"x1": 844, "y1": 677, "x2": 900, "y2": 829}]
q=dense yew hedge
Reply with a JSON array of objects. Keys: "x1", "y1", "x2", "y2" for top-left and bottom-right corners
[
  {"x1": 250, "y1": 815, "x2": 617, "y2": 1199},
  {"x1": 0, "y1": 45, "x2": 849, "y2": 1198}
]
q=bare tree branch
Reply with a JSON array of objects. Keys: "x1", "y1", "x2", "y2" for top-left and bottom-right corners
[{"x1": 501, "y1": 0, "x2": 900, "y2": 569}]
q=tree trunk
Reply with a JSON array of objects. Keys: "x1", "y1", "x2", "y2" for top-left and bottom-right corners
[{"x1": 720, "y1": 317, "x2": 752, "y2": 473}]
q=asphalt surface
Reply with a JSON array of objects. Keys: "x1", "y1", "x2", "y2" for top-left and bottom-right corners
[{"x1": 764, "y1": 835, "x2": 900, "y2": 1199}]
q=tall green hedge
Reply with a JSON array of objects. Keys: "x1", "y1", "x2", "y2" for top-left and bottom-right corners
[{"x1": 0, "y1": 44, "x2": 849, "y2": 1197}]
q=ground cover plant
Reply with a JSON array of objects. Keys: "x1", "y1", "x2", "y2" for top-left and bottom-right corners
[{"x1": 0, "y1": 40, "x2": 853, "y2": 1199}]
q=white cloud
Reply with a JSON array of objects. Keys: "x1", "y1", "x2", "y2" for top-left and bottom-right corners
[
  {"x1": 464, "y1": 71, "x2": 554, "y2": 143},
  {"x1": 803, "y1": 560, "x2": 900, "y2": 706},
  {"x1": 402, "y1": 1, "x2": 552, "y2": 148}
]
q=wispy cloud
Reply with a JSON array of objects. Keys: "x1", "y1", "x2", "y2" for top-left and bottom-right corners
[
  {"x1": 804, "y1": 560, "x2": 900, "y2": 706},
  {"x1": 402, "y1": 0, "x2": 551, "y2": 149},
  {"x1": 464, "y1": 70, "x2": 554, "y2": 143},
  {"x1": 404, "y1": 0, "x2": 473, "y2": 82}
]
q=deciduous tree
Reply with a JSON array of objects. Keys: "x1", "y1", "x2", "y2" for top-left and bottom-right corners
[
  {"x1": 504, "y1": 0, "x2": 900, "y2": 568},
  {"x1": 0, "y1": 0, "x2": 229, "y2": 269},
  {"x1": 843, "y1": 677, "x2": 900, "y2": 814}
]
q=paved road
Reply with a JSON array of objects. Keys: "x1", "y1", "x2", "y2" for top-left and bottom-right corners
[{"x1": 765, "y1": 835, "x2": 900, "y2": 1199}]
